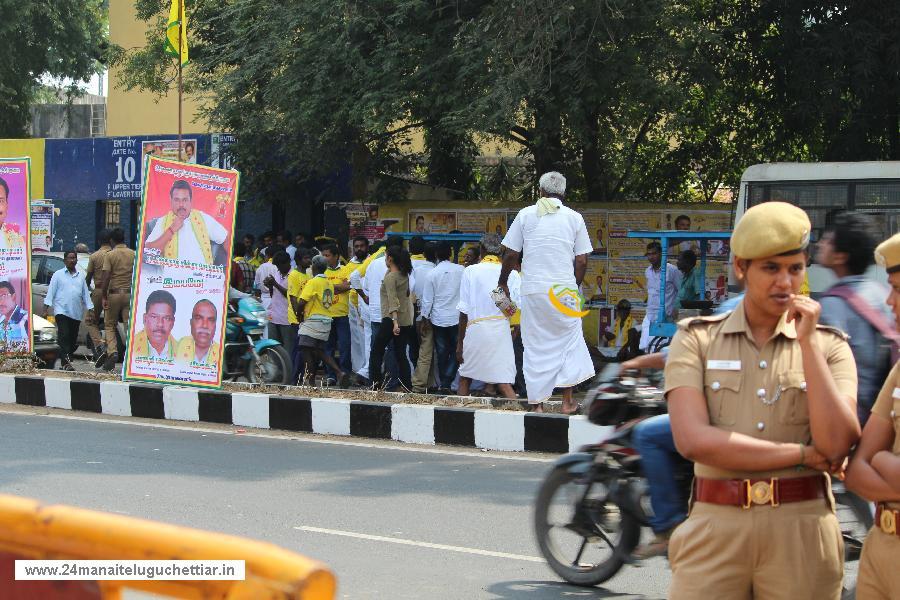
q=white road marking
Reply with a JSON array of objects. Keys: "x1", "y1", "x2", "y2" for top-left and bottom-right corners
[
  {"x1": 0, "y1": 408, "x2": 554, "y2": 463},
  {"x1": 295, "y1": 526, "x2": 545, "y2": 563}
]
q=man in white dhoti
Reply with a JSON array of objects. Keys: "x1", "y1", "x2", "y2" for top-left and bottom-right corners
[
  {"x1": 639, "y1": 240, "x2": 681, "y2": 351},
  {"x1": 347, "y1": 236, "x2": 370, "y2": 376},
  {"x1": 456, "y1": 234, "x2": 520, "y2": 399},
  {"x1": 499, "y1": 171, "x2": 595, "y2": 413}
]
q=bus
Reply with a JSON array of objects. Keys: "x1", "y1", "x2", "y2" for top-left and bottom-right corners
[{"x1": 732, "y1": 162, "x2": 900, "y2": 295}]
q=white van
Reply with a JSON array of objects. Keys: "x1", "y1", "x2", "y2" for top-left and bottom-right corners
[{"x1": 732, "y1": 162, "x2": 900, "y2": 295}]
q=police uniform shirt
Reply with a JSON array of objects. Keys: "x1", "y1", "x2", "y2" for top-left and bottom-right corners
[
  {"x1": 664, "y1": 300, "x2": 857, "y2": 480},
  {"x1": 86, "y1": 245, "x2": 111, "y2": 287},
  {"x1": 869, "y1": 361, "x2": 900, "y2": 510},
  {"x1": 102, "y1": 244, "x2": 137, "y2": 290}
]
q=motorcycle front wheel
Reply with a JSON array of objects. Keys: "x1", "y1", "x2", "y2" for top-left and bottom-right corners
[
  {"x1": 534, "y1": 465, "x2": 641, "y2": 587},
  {"x1": 246, "y1": 345, "x2": 293, "y2": 385}
]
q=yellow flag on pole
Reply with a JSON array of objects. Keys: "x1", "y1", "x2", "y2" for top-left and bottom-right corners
[{"x1": 165, "y1": 0, "x2": 189, "y2": 67}]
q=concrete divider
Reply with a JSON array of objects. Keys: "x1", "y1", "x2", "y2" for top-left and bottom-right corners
[{"x1": 0, "y1": 374, "x2": 613, "y2": 453}]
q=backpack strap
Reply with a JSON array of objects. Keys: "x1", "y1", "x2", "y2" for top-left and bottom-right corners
[{"x1": 822, "y1": 284, "x2": 900, "y2": 362}]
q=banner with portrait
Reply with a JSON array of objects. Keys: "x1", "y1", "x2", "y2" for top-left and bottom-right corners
[
  {"x1": 125, "y1": 156, "x2": 239, "y2": 388},
  {"x1": 30, "y1": 201, "x2": 54, "y2": 253},
  {"x1": 0, "y1": 158, "x2": 31, "y2": 354}
]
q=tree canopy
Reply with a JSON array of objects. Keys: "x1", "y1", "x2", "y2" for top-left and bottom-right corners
[
  {"x1": 0, "y1": 0, "x2": 111, "y2": 137},
  {"x1": 120, "y1": 0, "x2": 900, "y2": 203}
]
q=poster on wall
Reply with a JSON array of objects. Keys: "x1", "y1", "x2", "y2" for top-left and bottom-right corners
[
  {"x1": 584, "y1": 258, "x2": 608, "y2": 306},
  {"x1": 456, "y1": 210, "x2": 508, "y2": 236},
  {"x1": 607, "y1": 211, "x2": 661, "y2": 258},
  {"x1": 583, "y1": 210, "x2": 608, "y2": 257},
  {"x1": 30, "y1": 201, "x2": 54, "y2": 253},
  {"x1": 141, "y1": 139, "x2": 199, "y2": 165},
  {"x1": 606, "y1": 258, "x2": 648, "y2": 306},
  {"x1": 0, "y1": 158, "x2": 32, "y2": 354},
  {"x1": 346, "y1": 203, "x2": 385, "y2": 242},
  {"x1": 409, "y1": 211, "x2": 457, "y2": 234},
  {"x1": 125, "y1": 156, "x2": 239, "y2": 388},
  {"x1": 662, "y1": 210, "x2": 732, "y2": 258}
]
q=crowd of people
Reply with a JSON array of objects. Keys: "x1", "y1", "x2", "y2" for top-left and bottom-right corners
[{"x1": 227, "y1": 172, "x2": 595, "y2": 412}]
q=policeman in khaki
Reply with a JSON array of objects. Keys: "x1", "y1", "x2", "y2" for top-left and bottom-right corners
[
  {"x1": 845, "y1": 232, "x2": 900, "y2": 600},
  {"x1": 665, "y1": 202, "x2": 860, "y2": 599}
]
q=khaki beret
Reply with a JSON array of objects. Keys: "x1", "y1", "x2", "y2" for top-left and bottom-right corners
[
  {"x1": 875, "y1": 233, "x2": 900, "y2": 273},
  {"x1": 731, "y1": 202, "x2": 810, "y2": 259}
]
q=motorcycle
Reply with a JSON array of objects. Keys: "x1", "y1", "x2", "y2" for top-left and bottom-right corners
[
  {"x1": 223, "y1": 297, "x2": 293, "y2": 385},
  {"x1": 533, "y1": 365, "x2": 873, "y2": 599}
]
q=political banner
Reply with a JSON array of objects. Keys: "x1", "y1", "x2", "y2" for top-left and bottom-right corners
[
  {"x1": 31, "y1": 201, "x2": 54, "y2": 253},
  {"x1": 584, "y1": 258, "x2": 608, "y2": 307},
  {"x1": 0, "y1": 158, "x2": 32, "y2": 354},
  {"x1": 125, "y1": 156, "x2": 239, "y2": 388},
  {"x1": 583, "y1": 210, "x2": 608, "y2": 257},
  {"x1": 607, "y1": 211, "x2": 662, "y2": 258},
  {"x1": 408, "y1": 211, "x2": 457, "y2": 234},
  {"x1": 456, "y1": 210, "x2": 508, "y2": 236},
  {"x1": 606, "y1": 258, "x2": 648, "y2": 306}
]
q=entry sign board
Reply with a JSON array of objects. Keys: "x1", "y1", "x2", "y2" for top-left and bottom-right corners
[
  {"x1": 124, "y1": 156, "x2": 239, "y2": 388},
  {"x1": 0, "y1": 158, "x2": 32, "y2": 354},
  {"x1": 31, "y1": 201, "x2": 54, "y2": 253}
]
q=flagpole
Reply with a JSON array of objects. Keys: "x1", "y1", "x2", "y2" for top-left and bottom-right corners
[{"x1": 177, "y1": 0, "x2": 183, "y2": 161}]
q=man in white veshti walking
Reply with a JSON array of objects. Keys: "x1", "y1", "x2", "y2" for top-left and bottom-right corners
[{"x1": 499, "y1": 171, "x2": 595, "y2": 413}]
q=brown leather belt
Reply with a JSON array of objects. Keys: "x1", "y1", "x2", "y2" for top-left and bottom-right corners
[
  {"x1": 693, "y1": 475, "x2": 827, "y2": 508},
  {"x1": 876, "y1": 503, "x2": 900, "y2": 536},
  {"x1": 108, "y1": 288, "x2": 131, "y2": 294}
]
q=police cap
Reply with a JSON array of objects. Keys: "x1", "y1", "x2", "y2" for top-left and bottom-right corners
[
  {"x1": 731, "y1": 202, "x2": 810, "y2": 259},
  {"x1": 875, "y1": 232, "x2": 900, "y2": 273}
]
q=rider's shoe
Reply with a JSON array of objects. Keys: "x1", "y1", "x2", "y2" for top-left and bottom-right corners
[{"x1": 632, "y1": 529, "x2": 674, "y2": 560}]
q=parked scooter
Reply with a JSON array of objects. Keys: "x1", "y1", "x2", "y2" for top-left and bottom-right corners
[{"x1": 223, "y1": 297, "x2": 292, "y2": 384}]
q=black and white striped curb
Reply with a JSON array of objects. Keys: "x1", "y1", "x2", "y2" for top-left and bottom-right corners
[{"x1": 0, "y1": 375, "x2": 611, "y2": 453}]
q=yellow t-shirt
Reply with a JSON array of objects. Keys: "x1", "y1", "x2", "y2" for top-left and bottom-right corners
[
  {"x1": 300, "y1": 275, "x2": 334, "y2": 320},
  {"x1": 286, "y1": 270, "x2": 311, "y2": 325},
  {"x1": 325, "y1": 263, "x2": 355, "y2": 318}
]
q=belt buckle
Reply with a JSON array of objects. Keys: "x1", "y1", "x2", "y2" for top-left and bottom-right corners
[
  {"x1": 743, "y1": 478, "x2": 779, "y2": 509},
  {"x1": 880, "y1": 507, "x2": 897, "y2": 535}
]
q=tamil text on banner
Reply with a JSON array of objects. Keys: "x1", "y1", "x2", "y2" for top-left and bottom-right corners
[
  {"x1": 606, "y1": 258, "x2": 648, "y2": 306},
  {"x1": 0, "y1": 159, "x2": 31, "y2": 354},
  {"x1": 607, "y1": 211, "x2": 661, "y2": 258},
  {"x1": 126, "y1": 156, "x2": 238, "y2": 388}
]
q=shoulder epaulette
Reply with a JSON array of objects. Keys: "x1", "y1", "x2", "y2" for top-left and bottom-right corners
[
  {"x1": 677, "y1": 311, "x2": 730, "y2": 330},
  {"x1": 815, "y1": 323, "x2": 850, "y2": 341}
]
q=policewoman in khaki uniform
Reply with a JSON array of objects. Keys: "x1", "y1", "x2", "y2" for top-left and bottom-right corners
[
  {"x1": 665, "y1": 202, "x2": 860, "y2": 599},
  {"x1": 845, "y1": 232, "x2": 900, "y2": 600}
]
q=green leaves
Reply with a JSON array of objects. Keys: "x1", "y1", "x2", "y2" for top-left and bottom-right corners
[{"x1": 0, "y1": 0, "x2": 110, "y2": 136}]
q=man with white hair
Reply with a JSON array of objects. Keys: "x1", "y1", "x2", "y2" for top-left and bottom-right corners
[
  {"x1": 499, "y1": 171, "x2": 594, "y2": 413},
  {"x1": 456, "y1": 234, "x2": 521, "y2": 398}
]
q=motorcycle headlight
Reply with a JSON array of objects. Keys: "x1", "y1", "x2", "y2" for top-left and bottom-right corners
[{"x1": 39, "y1": 327, "x2": 57, "y2": 342}]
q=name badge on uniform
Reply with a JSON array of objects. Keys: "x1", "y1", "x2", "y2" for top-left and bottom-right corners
[
  {"x1": 707, "y1": 360, "x2": 741, "y2": 371},
  {"x1": 893, "y1": 387, "x2": 900, "y2": 400}
]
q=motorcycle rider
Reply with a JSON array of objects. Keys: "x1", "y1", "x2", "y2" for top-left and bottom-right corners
[
  {"x1": 666, "y1": 202, "x2": 859, "y2": 599},
  {"x1": 845, "y1": 231, "x2": 900, "y2": 599}
]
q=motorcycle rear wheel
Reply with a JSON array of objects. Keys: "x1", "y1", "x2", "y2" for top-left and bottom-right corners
[
  {"x1": 246, "y1": 345, "x2": 293, "y2": 385},
  {"x1": 534, "y1": 465, "x2": 641, "y2": 587}
]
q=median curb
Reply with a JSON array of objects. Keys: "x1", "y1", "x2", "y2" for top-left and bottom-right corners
[{"x1": 1, "y1": 375, "x2": 612, "y2": 453}]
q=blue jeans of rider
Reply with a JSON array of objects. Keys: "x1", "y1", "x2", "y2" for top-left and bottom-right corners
[
  {"x1": 431, "y1": 325, "x2": 459, "y2": 389},
  {"x1": 632, "y1": 414, "x2": 686, "y2": 534},
  {"x1": 325, "y1": 316, "x2": 351, "y2": 380}
]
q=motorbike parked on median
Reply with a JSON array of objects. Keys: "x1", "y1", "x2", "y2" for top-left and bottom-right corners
[
  {"x1": 223, "y1": 297, "x2": 292, "y2": 385},
  {"x1": 533, "y1": 364, "x2": 873, "y2": 599}
]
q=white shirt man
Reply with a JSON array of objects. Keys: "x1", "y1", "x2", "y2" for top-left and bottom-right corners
[
  {"x1": 411, "y1": 256, "x2": 435, "y2": 322},
  {"x1": 146, "y1": 211, "x2": 227, "y2": 264},
  {"x1": 640, "y1": 250, "x2": 682, "y2": 351},
  {"x1": 456, "y1": 253, "x2": 520, "y2": 390},
  {"x1": 421, "y1": 260, "x2": 464, "y2": 328},
  {"x1": 501, "y1": 172, "x2": 595, "y2": 411}
]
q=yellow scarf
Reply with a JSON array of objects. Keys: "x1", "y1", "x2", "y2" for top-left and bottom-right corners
[
  {"x1": 411, "y1": 254, "x2": 426, "y2": 261},
  {"x1": 176, "y1": 336, "x2": 220, "y2": 365},
  {"x1": 162, "y1": 210, "x2": 213, "y2": 264},
  {"x1": 2, "y1": 224, "x2": 22, "y2": 248},
  {"x1": 134, "y1": 329, "x2": 177, "y2": 358},
  {"x1": 480, "y1": 255, "x2": 501, "y2": 264},
  {"x1": 536, "y1": 197, "x2": 561, "y2": 217},
  {"x1": 611, "y1": 314, "x2": 634, "y2": 346}
]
